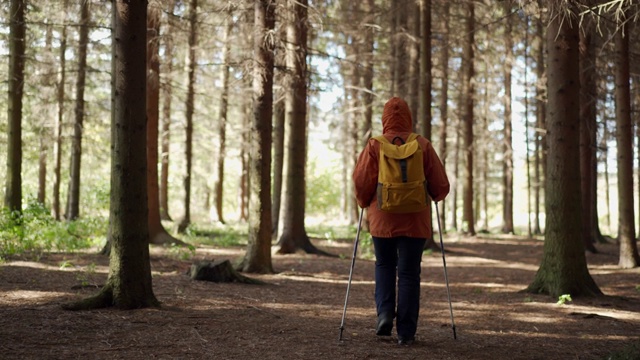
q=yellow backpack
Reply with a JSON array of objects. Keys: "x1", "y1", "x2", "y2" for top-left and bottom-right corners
[{"x1": 374, "y1": 133, "x2": 428, "y2": 213}]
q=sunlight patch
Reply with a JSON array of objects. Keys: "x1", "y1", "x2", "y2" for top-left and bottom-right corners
[{"x1": 0, "y1": 290, "x2": 69, "y2": 302}]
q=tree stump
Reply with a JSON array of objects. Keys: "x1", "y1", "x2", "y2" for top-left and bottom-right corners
[{"x1": 187, "y1": 259, "x2": 265, "y2": 285}]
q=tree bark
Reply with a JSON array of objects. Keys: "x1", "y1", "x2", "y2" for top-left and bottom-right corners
[
  {"x1": 66, "y1": 0, "x2": 90, "y2": 221},
  {"x1": 461, "y1": 2, "x2": 475, "y2": 235},
  {"x1": 239, "y1": 0, "x2": 276, "y2": 273},
  {"x1": 63, "y1": 0, "x2": 159, "y2": 310},
  {"x1": 5, "y1": 0, "x2": 27, "y2": 212},
  {"x1": 437, "y1": 1, "x2": 449, "y2": 231},
  {"x1": 527, "y1": 6, "x2": 602, "y2": 297},
  {"x1": 178, "y1": 0, "x2": 198, "y2": 234},
  {"x1": 614, "y1": 21, "x2": 640, "y2": 268},
  {"x1": 579, "y1": 25, "x2": 598, "y2": 253}
]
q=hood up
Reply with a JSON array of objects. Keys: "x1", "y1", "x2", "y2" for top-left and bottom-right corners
[{"x1": 381, "y1": 97, "x2": 413, "y2": 134}]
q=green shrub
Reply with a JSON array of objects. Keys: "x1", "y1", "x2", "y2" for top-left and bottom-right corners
[{"x1": 0, "y1": 201, "x2": 106, "y2": 261}]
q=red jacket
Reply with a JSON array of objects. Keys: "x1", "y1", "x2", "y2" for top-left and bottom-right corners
[{"x1": 353, "y1": 97, "x2": 450, "y2": 239}]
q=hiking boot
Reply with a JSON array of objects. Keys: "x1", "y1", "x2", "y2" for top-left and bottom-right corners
[
  {"x1": 397, "y1": 336, "x2": 415, "y2": 346},
  {"x1": 376, "y1": 313, "x2": 394, "y2": 336}
]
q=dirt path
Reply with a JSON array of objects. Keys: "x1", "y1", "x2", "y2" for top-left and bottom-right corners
[{"x1": 1, "y1": 235, "x2": 639, "y2": 359}]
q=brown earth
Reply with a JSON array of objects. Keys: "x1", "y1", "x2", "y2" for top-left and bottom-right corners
[{"x1": 1, "y1": 235, "x2": 639, "y2": 360}]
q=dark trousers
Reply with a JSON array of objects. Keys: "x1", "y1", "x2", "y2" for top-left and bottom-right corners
[{"x1": 373, "y1": 236, "x2": 426, "y2": 339}]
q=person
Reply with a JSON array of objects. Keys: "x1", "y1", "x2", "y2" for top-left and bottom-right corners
[{"x1": 353, "y1": 97, "x2": 450, "y2": 345}]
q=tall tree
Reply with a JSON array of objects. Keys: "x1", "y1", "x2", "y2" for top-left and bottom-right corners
[
  {"x1": 533, "y1": 7, "x2": 545, "y2": 235},
  {"x1": 437, "y1": 1, "x2": 450, "y2": 230},
  {"x1": 527, "y1": 4, "x2": 601, "y2": 297},
  {"x1": 178, "y1": 0, "x2": 198, "y2": 233},
  {"x1": 212, "y1": 9, "x2": 234, "y2": 224},
  {"x1": 64, "y1": 0, "x2": 158, "y2": 310},
  {"x1": 418, "y1": 0, "x2": 431, "y2": 141},
  {"x1": 5, "y1": 0, "x2": 27, "y2": 212},
  {"x1": 38, "y1": 22, "x2": 55, "y2": 204},
  {"x1": 393, "y1": 0, "x2": 409, "y2": 98},
  {"x1": 579, "y1": 16, "x2": 598, "y2": 253},
  {"x1": 502, "y1": 2, "x2": 514, "y2": 234},
  {"x1": 159, "y1": 0, "x2": 179, "y2": 222},
  {"x1": 271, "y1": 9, "x2": 288, "y2": 237},
  {"x1": 277, "y1": 0, "x2": 323, "y2": 255},
  {"x1": 147, "y1": 0, "x2": 183, "y2": 246},
  {"x1": 65, "y1": 0, "x2": 91, "y2": 220},
  {"x1": 239, "y1": 0, "x2": 276, "y2": 273},
  {"x1": 461, "y1": 1, "x2": 475, "y2": 235},
  {"x1": 614, "y1": 17, "x2": 640, "y2": 268},
  {"x1": 360, "y1": 0, "x2": 375, "y2": 145}
]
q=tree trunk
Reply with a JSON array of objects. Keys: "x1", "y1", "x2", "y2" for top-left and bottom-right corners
[
  {"x1": 418, "y1": 0, "x2": 431, "y2": 142},
  {"x1": 437, "y1": 1, "x2": 449, "y2": 231},
  {"x1": 271, "y1": 85, "x2": 285, "y2": 236},
  {"x1": 451, "y1": 116, "x2": 461, "y2": 231},
  {"x1": 213, "y1": 13, "x2": 233, "y2": 225},
  {"x1": 66, "y1": 0, "x2": 90, "y2": 221},
  {"x1": 614, "y1": 21, "x2": 640, "y2": 268},
  {"x1": 533, "y1": 11, "x2": 545, "y2": 235},
  {"x1": 579, "y1": 26, "x2": 598, "y2": 253},
  {"x1": 159, "y1": 0, "x2": 179, "y2": 222},
  {"x1": 408, "y1": 1, "x2": 420, "y2": 133},
  {"x1": 5, "y1": 0, "x2": 27, "y2": 212},
  {"x1": 239, "y1": 0, "x2": 276, "y2": 273},
  {"x1": 52, "y1": 0, "x2": 69, "y2": 221},
  {"x1": 277, "y1": 0, "x2": 325, "y2": 255},
  {"x1": 419, "y1": 0, "x2": 436, "y2": 248},
  {"x1": 63, "y1": 0, "x2": 158, "y2": 310},
  {"x1": 526, "y1": 6, "x2": 601, "y2": 297},
  {"x1": 461, "y1": 2, "x2": 475, "y2": 235},
  {"x1": 360, "y1": 0, "x2": 374, "y2": 145},
  {"x1": 502, "y1": 1, "x2": 514, "y2": 234},
  {"x1": 38, "y1": 23, "x2": 55, "y2": 205},
  {"x1": 393, "y1": 0, "x2": 408, "y2": 99},
  {"x1": 178, "y1": 0, "x2": 198, "y2": 234},
  {"x1": 146, "y1": 0, "x2": 183, "y2": 247}
]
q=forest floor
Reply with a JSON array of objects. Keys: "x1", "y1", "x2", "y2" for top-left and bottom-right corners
[{"x1": 1, "y1": 233, "x2": 640, "y2": 360}]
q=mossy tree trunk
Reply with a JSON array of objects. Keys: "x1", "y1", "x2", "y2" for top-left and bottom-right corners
[{"x1": 526, "y1": 6, "x2": 601, "y2": 298}]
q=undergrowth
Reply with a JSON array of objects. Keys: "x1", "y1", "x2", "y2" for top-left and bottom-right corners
[{"x1": 0, "y1": 202, "x2": 106, "y2": 261}]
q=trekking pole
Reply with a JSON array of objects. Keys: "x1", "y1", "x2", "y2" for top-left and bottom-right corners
[
  {"x1": 339, "y1": 207, "x2": 364, "y2": 342},
  {"x1": 434, "y1": 202, "x2": 457, "y2": 340}
]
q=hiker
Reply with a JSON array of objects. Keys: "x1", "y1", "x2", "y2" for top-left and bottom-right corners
[{"x1": 353, "y1": 96, "x2": 450, "y2": 345}]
